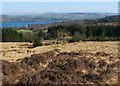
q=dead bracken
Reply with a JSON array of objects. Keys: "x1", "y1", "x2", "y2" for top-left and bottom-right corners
[{"x1": 1, "y1": 49, "x2": 119, "y2": 85}]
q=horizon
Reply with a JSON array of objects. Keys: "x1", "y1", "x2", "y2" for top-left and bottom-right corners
[{"x1": 1, "y1": 2, "x2": 118, "y2": 15}]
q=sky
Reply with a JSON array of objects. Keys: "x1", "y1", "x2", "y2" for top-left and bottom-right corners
[
  {"x1": 1, "y1": 2, "x2": 119, "y2": 15},
  {"x1": 1, "y1": 0, "x2": 119, "y2": 2}
]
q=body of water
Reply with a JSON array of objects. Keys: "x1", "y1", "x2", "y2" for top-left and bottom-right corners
[{"x1": 0, "y1": 20, "x2": 62, "y2": 28}]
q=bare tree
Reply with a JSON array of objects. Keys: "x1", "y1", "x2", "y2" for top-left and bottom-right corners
[{"x1": 56, "y1": 30, "x2": 68, "y2": 46}]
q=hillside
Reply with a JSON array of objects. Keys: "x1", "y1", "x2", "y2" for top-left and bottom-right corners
[
  {"x1": 0, "y1": 13, "x2": 115, "y2": 22},
  {"x1": 96, "y1": 15, "x2": 120, "y2": 22}
]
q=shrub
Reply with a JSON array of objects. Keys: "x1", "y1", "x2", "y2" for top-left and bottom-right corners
[
  {"x1": 68, "y1": 38, "x2": 80, "y2": 43},
  {"x1": 68, "y1": 32, "x2": 82, "y2": 43},
  {"x1": 33, "y1": 40, "x2": 42, "y2": 47}
]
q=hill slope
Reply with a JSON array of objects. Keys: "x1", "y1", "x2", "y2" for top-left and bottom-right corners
[{"x1": 1, "y1": 13, "x2": 115, "y2": 22}]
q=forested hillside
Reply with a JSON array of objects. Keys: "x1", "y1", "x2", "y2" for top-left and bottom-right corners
[{"x1": 95, "y1": 15, "x2": 120, "y2": 22}]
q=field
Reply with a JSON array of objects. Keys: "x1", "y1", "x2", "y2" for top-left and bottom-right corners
[
  {"x1": 1, "y1": 42, "x2": 118, "y2": 62},
  {"x1": 0, "y1": 42, "x2": 119, "y2": 84},
  {"x1": 17, "y1": 29, "x2": 33, "y2": 33}
]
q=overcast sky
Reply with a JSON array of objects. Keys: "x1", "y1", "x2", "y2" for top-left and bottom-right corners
[{"x1": 1, "y1": 2, "x2": 119, "y2": 15}]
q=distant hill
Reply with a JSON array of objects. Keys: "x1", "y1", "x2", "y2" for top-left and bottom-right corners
[
  {"x1": 96, "y1": 15, "x2": 120, "y2": 22},
  {"x1": 0, "y1": 12, "x2": 116, "y2": 22}
]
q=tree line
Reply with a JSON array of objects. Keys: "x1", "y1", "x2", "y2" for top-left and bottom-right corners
[
  {"x1": 2, "y1": 24, "x2": 120, "y2": 43},
  {"x1": 47, "y1": 25, "x2": 120, "y2": 42},
  {"x1": 2, "y1": 28, "x2": 34, "y2": 42}
]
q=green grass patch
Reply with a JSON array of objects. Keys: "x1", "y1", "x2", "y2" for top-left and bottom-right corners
[{"x1": 17, "y1": 29, "x2": 33, "y2": 33}]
